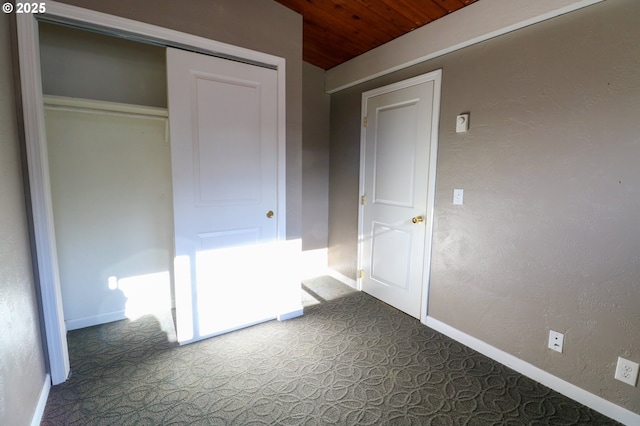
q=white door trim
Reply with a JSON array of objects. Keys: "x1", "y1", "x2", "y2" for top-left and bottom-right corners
[
  {"x1": 16, "y1": 0, "x2": 287, "y2": 384},
  {"x1": 357, "y1": 70, "x2": 441, "y2": 323}
]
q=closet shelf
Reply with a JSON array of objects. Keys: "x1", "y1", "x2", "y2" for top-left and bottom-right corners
[{"x1": 43, "y1": 95, "x2": 168, "y2": 119}]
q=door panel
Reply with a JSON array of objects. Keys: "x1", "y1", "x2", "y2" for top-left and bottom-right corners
[
  {"x1": 361, "y1": 77, "x2": 438, "y2": 319},
  {"x1": 370, "y1": 222, "x2": 411, "y2": 288},
  {"x1": 373, "y1": 101, "x2": 419, "y2": 207},
  {"x1": 169, "y1": 49, "x2": 278, "y2": 244},
  {"x1": 194, "y1": 75, "x2": 262, "y2": 205},
  {"x1": 167, "y1": 48, "x2": 288, "y2": 343}
]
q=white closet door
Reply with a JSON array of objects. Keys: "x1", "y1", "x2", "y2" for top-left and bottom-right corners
[{"x1": 167, "y1": 48, "x2": 299, "y2": 344}]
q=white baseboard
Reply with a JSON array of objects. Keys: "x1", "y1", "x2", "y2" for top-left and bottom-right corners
[
  {"x1": 327, "y1": 268, "x2": 358, "y2": 289},
  {"x1": 425, "y1": 316, "x2": 640, "y2": 426},
  {"x1": 31, "y1": 374, "x2": 51, "y2": 426},
  {"x1": 65, "y1": 310, "x2": 127, "y2": 331},
  {"x1": 277, "y1": 308, "x2": 304, "y2": 321}
]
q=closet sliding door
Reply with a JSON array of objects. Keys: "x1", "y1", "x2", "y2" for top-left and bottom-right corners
[{"x1": 167, "y1": 48, "x2": 300, "y2": 344}]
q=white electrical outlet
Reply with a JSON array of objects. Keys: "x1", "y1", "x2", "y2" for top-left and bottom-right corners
[
  {"x1": 615, "y1": 357, "x2": 639, "y2": 386},
  {"x1": 548, "y1": 330, "x2": 564, "y2": 353}
]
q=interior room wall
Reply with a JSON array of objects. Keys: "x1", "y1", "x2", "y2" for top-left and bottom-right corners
[
  {"x1": 45, "y1": 102, "x2": 173, "y2": 329},
  {"x1": 39, "y1": 22, "x2": 167, "y2": 108},
  {"x1": 0, "y1": 14, "x2": 48, "y2": 426},
  {"x1": 56, "y1": 0, "x2": 303, "y2": 240},
  {"x1": 328, "y1": 0, "x2": 640, "y2": 416},
  {"x1": 301, "y1": 62, "x2": 330, "y2": 254},
  {"x1": 328, "y1": 89, "x2": 361, "y2": 280}
]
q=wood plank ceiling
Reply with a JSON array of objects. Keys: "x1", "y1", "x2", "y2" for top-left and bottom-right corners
[{"x1": 273, "y1": 0, "x2": 478, "y2": 70}]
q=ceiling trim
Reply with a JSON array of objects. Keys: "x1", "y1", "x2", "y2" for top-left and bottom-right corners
[{"x1": 325, "y1": 0, "x2": 604, "y2": 94}]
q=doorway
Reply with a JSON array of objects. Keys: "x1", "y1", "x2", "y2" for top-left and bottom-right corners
[
  {"x1": 41, "y1": 22, "x2": 173, "y2": 332},
  {"x1": 16, "y1": 5, "x2": 288, "y2": 384},
  {"x1": 358, "y1": 71, "x2": 441, "y2": 321}
]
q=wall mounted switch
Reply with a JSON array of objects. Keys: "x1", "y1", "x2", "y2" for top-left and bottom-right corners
[
  {"x1": 453, "y1": 189, "x2": 464, "y2": 205},
  {"x1": 548, "y1": 330, "x2": 564, "y2": 353},
  {"x1": 615, "y1": 356, "x2": 639, "y2": 386}
]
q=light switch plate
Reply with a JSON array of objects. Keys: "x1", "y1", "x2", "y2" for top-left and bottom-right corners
[{"x1": 453, "y1": 189, "x2": 463, "y2": 205}]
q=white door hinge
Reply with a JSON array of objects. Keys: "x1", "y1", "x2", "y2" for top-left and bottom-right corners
[
  {"x1": 360, "y1": 195, "x2": 366, "y2": 205},
  {"x1": 363, "y1": 116, "x2": 368, "y2": 127}
]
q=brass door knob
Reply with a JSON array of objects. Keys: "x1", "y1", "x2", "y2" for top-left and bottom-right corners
[
  {"x1": 266, "y1": 210, "x2": 274, "y2": 219},
  {"x1": 411, "y1": 215, "x2": 424, "y2": 224}
]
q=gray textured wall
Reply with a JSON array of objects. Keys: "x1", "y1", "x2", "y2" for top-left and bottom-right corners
[
  {"x1": 57, "y1": 0, "x2": 303, "y2": 240},
  {"x1": 328, "y1": 0, "x2": 640, "y2": 414},
  {"x1": 0, "y1": 14, "x2": 48, "y2": 426},
  {"x1": 39, "y1": 22, "x2": 167, "y2": 108},
  {"x1": 328, "y1": 87, "x2": 361, "y2": 277},
  {"x1": 302, "y1": 62, "x2": 330, "y2": 251}
]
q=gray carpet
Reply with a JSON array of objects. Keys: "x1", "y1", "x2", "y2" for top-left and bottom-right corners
[
  {"x1": 42, "y1": 280, "x2": 618, "y2": 425},
  {"x1": 301, "y1": 275, "x2": 357, "y2": 307}
]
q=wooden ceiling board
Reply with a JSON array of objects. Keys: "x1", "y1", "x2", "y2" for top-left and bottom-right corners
[
  {"x1": 273, "y1": 0, "x2": 478, "y2": 69},
  {"x1": 383, "y1": 0, "x2": 445, "y2": 23},
  {"x1": 302, "y1": 24, "x2": 361, "y2": 68},
  {"x1": 331, "y1": 1, "x2": 406, "y2": 41},
  {"x1": 304, "y1": 3, "x2": 391, "y2": 48},
  {"x1": 354, "y1": 0, "x2": 422, "y2": 31},
  {"x1": 302, "y1": 13, "x2": 377, "y2": 53}
]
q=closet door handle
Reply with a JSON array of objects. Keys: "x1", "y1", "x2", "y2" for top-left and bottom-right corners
[{"x1": 266, "y1": 210, "x2": 274, "y2": 219}]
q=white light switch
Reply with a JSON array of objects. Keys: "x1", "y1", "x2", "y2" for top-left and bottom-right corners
[
  {"x1": 456, "y1": 113, "x2": 469, "y2": 132},
  {"x1": 453, "y1": 189, "x2": 464, "y2": 205}
]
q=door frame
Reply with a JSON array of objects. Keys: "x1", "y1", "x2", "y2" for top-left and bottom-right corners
[
  {"x1": 357, "y1": 70, "x2": 441, "y2": 324},
  {"x1": 16, "y1": 0, "x2": 287, "y2": 384}
]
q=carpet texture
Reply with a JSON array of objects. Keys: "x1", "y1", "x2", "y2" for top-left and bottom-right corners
[{"x1": 42, "y1": 287, "x2": 618, "y2": 425}]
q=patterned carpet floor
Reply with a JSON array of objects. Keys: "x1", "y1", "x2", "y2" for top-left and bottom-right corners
[{"x1": 42, "y1": 279, "x2": 618, "y2": 425}]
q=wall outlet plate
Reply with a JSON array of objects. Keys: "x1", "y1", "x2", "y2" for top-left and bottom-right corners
[
  {"x1": 615, "y1": 356, "x2": 639, "y2": 386},
  {"x1": 548, "y1": 330, "x2": 564, "y2": 353}
]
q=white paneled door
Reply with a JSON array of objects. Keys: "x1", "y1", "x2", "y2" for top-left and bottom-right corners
[
  {"x1": 360, "y1": 72, "x2": 441, "y2": 319},
  {"x1": 167, "y1": 48, "x2": 295, "y2": 344}
]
